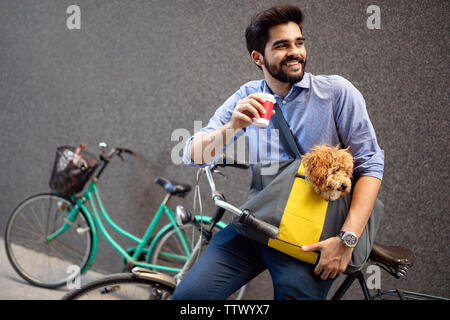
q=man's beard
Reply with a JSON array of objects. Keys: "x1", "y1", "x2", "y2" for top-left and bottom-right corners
[{"x1": 263, "y1": 55, "x2": 307, "y2": 84}]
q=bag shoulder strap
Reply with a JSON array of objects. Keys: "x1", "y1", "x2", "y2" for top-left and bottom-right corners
[{"x1": 271, "y1": 102, "x2": 302, "y2": 159}]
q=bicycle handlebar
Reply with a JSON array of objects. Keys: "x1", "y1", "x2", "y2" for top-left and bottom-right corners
[
  {"x1": 211, "y1": 153, "x2": 250, "y2": 170},
  {"x1": 213, "y1": 198, "x2": 279, "y2": 239},
  {"x1": 114, "y1": 147, "x2": 135, "y2": 155},
  {"x1": 202, "y1": 165, "x2": 280, "y2": 239},
  {"x1": 95, "y1": 144, "x2": 135, "y2": 179},
  {"x1": 239, "y1": 210, "x2": 280, "y2": 239},
  {"x1": 104, "y1": 147, "x2": 135, "y2": 160}
]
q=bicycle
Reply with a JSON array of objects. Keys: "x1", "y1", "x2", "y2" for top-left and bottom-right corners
[
  {"x1": 330, "y1": 242, "x2": 448, "y2": 300},
  {"x1": 62, "y1": 159, "x2": 279, "y2": 300},
  {"x1": 4, "y1": 142, "x2": 246, "y2": 299},
  {"x1": 62, "y1": 158, "x2": 449, "y2": 300}
]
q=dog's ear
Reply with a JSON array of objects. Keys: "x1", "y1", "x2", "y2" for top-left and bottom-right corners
[
  {"x1": 309, "y1": 163, "x2": 328, "y2": 187},
  {"x1": 302, "y1": 149, "x2": 329, "y2": 187},
  {"x1": 337, "y1": 148, "x2": 354, "y2": 174}
]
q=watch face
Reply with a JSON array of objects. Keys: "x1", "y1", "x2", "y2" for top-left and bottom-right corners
[{"x1": 344, "y1": 233, "x2": 358, "y2": 247}]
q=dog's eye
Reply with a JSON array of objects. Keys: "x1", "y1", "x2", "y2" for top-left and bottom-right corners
[{"x1": 327, "y1": 185, "x2": 333, "y2": 189}]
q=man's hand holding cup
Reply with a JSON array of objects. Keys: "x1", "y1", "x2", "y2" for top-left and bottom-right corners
[{"x1": 230, "y1": 93, "x2": 276, "y2": 130}]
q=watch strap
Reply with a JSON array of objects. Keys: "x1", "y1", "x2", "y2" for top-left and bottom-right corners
[{"x1": 337, "y1": 231, "x2": 346, "y2": 239}]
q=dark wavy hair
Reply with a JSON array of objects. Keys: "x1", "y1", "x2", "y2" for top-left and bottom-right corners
[{"x1": 245, "y1": 4, "x2": 304, "y2": 56}]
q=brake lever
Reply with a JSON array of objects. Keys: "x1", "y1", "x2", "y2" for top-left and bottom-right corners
[{"x1": 213, "y1": 169, "x2": 226, "y2": 178}]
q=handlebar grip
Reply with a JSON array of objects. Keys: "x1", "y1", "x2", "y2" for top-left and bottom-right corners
[
  {"x1": 228, "y1": 163, "x2": 250, "y2": 170},
  {"x1": 216, "y1": 162, "x2": 249, "y2": 170},
  {"x1": 116, "y1": 147, "x2": 135, "y2": 155},
  {"x1": 240, "y1": 211, "x2": 280, "y2": 239},
  {"x1": 215, "y1": 153, "x2": 249, "y2": 170}
]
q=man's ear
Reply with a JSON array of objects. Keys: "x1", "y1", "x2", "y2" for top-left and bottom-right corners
[{"x1": 251, "y1": 50, "x2": 264, "y2": 67}]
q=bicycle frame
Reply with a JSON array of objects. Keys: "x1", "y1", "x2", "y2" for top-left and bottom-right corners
[
  {"x1": 45, "y1": 179, "x2": 226, "y2": 274},
  {"x1": 331, "y1": 268, "x2": 450, "y2": 300}
]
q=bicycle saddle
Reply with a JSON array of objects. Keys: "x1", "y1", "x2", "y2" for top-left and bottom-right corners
[
  {"x1": 154, "y1": 177, "x2": 191, "y2": 197},
  {"x1": 369, "y1": 242, "x2": 416, "y2": 266}
]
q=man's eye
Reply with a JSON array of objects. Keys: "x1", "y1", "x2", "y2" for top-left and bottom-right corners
[{"x1": 296, "y1": 41, "x2": 304, "y2": 46}]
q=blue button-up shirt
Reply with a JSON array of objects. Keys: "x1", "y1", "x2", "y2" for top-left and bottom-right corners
[{"x1": 183, "y1": 72, "x2": 384, "y2": 180}]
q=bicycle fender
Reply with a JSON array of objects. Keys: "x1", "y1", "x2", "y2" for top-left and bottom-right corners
[{"x1": 132, "y1": 267, "x2": 176, "y2": 289}]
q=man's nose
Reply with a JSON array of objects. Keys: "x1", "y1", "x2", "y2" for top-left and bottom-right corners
[
  {"x1": 287, "y1": 48, "x2": 304, "y2": 60},
  {"x1": 287, "y1": 45, "x2": 299, "y2": 54}
]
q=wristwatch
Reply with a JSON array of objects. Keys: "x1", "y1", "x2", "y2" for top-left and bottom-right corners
[{"x1": 338, "y1": 231, "x2": 358, "y2": 248}]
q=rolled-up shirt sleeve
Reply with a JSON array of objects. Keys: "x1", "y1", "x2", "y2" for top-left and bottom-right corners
[
  {"x1": 332, "y1": 76, "x2": 384, "y2": 180},
  {"x1": 183, "y1": 87, "x2": 245, "y2": 166}
]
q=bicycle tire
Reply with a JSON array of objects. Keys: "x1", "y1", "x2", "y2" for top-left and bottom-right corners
[
  {"x1": 62, "y1": 272, "x2": 174, "y2": 300},
  {"x1": 5, "y1": 193, "x2": 93, "y2": 288},
  {"x1": 372, "y1": 289, "x2": 450, "y2": 300},
  {"x1": 150, "y1": 220, "x2": 247, "y2": 300}
]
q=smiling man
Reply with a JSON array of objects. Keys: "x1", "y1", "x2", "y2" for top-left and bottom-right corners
[
  {"x1": 173, "y1": 4, "x2": 384, "y2": 300},
  {"x1": 255, "y1": 22, "x2": 307, "y2": 94}
]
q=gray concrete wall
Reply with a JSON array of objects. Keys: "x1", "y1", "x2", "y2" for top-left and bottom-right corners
[{"x1": 0, "y1": 0, "x2": 448, "y2": 299}]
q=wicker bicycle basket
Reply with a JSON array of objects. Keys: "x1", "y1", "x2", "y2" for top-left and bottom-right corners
[{"x1": 49, "y1": 146, "x2": 99, "y2": 196}]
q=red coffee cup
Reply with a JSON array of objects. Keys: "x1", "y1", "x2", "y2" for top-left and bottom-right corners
[{"x1": 252, "y1": 93, "x2": 276, "y2": 127}]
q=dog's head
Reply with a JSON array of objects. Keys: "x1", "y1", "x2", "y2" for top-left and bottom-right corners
[{"x1": 302, "y1": 144, "x2": 354, "y2": 201}]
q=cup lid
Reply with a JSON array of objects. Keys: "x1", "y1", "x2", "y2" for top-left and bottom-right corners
[
  {"x1": 258, "y1": 93, "x2": 276, "y2": 103},
  {"x1": 253, "y1": 118, "x2": 269, "y2": 127}
]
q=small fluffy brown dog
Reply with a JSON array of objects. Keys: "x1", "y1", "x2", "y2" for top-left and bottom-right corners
[{"x1": 302, "y1": 144, "x2": 354, "y2": 201}]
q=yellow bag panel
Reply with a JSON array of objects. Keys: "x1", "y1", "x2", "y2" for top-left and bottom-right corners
[{"x1": 268, "y1": 162, "x2": 328, "y2": 264}]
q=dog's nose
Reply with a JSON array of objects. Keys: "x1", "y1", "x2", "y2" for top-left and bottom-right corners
[{"x1": 341, "y1": 183, "x2": 348, "y2": 190}]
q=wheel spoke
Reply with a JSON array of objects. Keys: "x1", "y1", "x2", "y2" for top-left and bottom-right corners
[
  {"x1": 17, "y1": 211, "x2": 45, "y2": 238},
  {"x1": 5, "y1": 194, "x2": 92, "y2": 287}
]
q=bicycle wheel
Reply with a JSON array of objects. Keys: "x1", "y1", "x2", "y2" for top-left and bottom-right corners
[
  {"x1": 372, "y1": 289, "x2": 450, "y2": 300},
  {"x1": 62, "y1": 273, "x2": 174, "y2": 300},
  {"x1": 5, "y1": 193, "x2": 92, "y2": 288},
  {"x1": 150, "y1": 220, "x2": 248, "y2": 300}
]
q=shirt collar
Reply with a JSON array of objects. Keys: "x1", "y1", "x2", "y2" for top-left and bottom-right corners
[
  {"x1": 263, "y1": 72, "x2": 311, "y2": 94},
  {"x1": 294, "y1": 72, "x2": 311, "y2": 89}
]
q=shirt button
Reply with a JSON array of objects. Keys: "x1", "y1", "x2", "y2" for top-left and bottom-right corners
[{"x1": 282, "y1": 100, "x2": 287, "y2": 105}]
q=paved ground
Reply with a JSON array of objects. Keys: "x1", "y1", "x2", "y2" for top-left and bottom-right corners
[{"x1": 0, "y1": 238, "x2": 108, "y2": 300}]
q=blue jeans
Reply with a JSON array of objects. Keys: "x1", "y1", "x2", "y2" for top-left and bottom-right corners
[{"x1": 172, "y1": 225, "x2": 337, "y2": 300}]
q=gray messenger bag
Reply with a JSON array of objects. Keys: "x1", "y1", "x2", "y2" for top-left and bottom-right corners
[{"x1": 232, "y1": 103, "x2": 384, "y2": 274}]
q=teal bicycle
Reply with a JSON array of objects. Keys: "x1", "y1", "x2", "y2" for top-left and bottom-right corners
[{"x1": 4, "y1": 143, "x2": 245, "y2": 297}]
